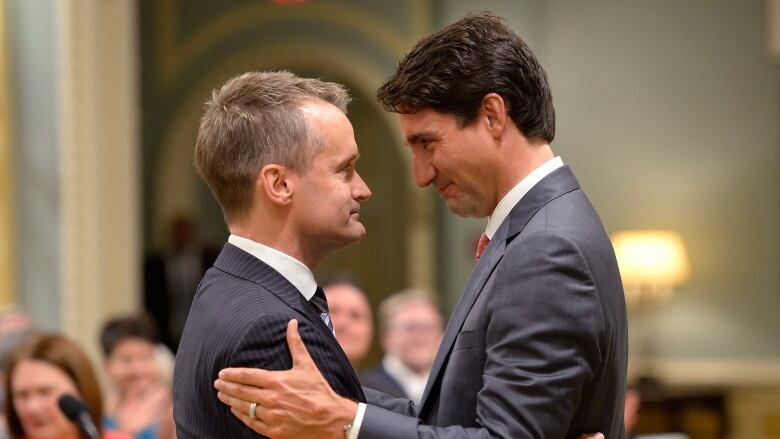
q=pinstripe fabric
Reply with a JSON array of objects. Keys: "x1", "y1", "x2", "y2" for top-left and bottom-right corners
[
  {"x1": 310, "y1": 287, "x2": 334, "y2": 332},
  {"x1": 173, "y1": 243, "x2": 365, "y2": 438}
]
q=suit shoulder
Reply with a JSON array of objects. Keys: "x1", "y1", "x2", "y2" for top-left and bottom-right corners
[{"x1": 359, "y1": 366, "x2": 388, "y2": 383}]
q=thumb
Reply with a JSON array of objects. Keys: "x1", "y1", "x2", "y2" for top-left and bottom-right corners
[{"x1": 287, "y1": 319, "x2": 316, "y2": 369}]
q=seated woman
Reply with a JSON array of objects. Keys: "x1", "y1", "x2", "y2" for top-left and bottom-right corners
[
  {"x1": 3, "y1": 333, "x2": 131, "y2": 439},
  {"x1": 100, "y1": 315, "x2": 174, "y2": 439}
]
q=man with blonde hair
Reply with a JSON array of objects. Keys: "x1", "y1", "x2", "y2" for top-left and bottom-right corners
[
  {"x1": 173, "y1": 70, "x2": 372, "y2": 438},
  {"x1": 360, "y1": 290, "x2": 442, "y2": 405}
]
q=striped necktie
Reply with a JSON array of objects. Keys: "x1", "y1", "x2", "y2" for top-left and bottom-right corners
[{"x1": 310, "y1": 286, "x2": 334, "y2": 333}]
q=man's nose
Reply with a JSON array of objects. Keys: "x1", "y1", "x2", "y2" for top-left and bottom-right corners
[
  {"x1": 353, "y1": 172, "x2": 372, "y2": 201},
  {"x1": 412, "y1": 152, "x2": 436, "y2": 188}
]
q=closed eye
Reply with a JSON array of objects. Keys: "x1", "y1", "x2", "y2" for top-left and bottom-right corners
[
  {"x1": 339, "y1": 164, "x2": 356, "y2": 179},
  {"x1": 419, "y1": 139, "x2": 434, "y2": 150},
  {"x1": 406, "y1": 132, "x2": 437, "y2": 151}
]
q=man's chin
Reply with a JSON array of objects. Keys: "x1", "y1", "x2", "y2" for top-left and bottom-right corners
[
  {"x1": 351, "y1": 224, "x2": 367, "y2": 241},
  {"x1": 446, "y1": 199, "x2": 487, "y2": 218},
  {"x1": 332, "y1": 225, "x2": 367, "y2": 249}
]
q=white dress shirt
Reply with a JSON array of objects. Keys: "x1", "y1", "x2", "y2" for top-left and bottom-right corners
[
  {"x1": 485, "y1": 156, "x2": 564, "y2": 239},
  {"x1": 228, "y1": 234, "x2": 317, "y2": 300},
  {"x1": 382, "y1": 355, "x2": 429, "y2": 406},
  {"x1": 227, "y1": 234, "x2": 364, "y2": 438}
]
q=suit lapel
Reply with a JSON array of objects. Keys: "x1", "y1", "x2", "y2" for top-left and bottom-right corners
[
  {"x1": 419, "y1": 221, "x2": 507, "y2": 413},
  {"x1": 505, "y1": 166, "x2": 580, "y2": 239},
  {"x1": 419, "y1": 166, "x2": 581, "y2": 413},
  {"x1": 213, "y1": 244, "x2": 364, "y2": 399}
]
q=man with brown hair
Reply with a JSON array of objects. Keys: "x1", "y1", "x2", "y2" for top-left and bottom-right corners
[
  {"x1": 215, "y1": 11, "x2": 625, "y2": 439},
  {"x1": 173, "y1": 70, "x2": 372, "y2": 438}
]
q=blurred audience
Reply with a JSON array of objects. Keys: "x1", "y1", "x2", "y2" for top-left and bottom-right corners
[
  {"x1": 625, "y1": 386, "x2": 641, "y2": 437},
  {"x1": 360, "y1": 289, "x2": 443, "y2": 405},
  {"x1": 3, "y1": 333, "x2": 131, "y2": 439},
  {"x1": 144, "y1": 215, "x2": 218, "y2": 351},
  {"x1": 0, "y1": 307, "x2": 36, "y2": 439},
  {"x1": 322, "y1": 276, "x2": 374, "y2": 367},
  {"x1": 100, "y1": 315, "x2": 175, "y2": 439}
]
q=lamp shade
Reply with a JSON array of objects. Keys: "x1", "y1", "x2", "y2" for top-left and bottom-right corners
[{"x1": 611, "y1": 230, "x2": 690, "y2": 287}]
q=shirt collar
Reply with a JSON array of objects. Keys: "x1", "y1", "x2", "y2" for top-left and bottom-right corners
[
  {"x1": 485, "y1": 156, "x2": 564, "y2": 239},
  {"x1": 227, "y1": 234, "x2": 317, "y2": 300},
  {"x1": 382, "y1": 354, "x2": 429, "y2": 404}
]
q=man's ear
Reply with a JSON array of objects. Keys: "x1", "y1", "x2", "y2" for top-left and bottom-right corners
[
  {"x1": 481, "y1": 93, "x2": 507, "y2": 138},
  {"x1": 257, "y1": 164, "x2": 294, "y2": 206}
]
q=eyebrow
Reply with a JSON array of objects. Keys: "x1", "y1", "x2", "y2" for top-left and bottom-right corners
[
  {"x1": 406, "y1": 131, "x2": 436, "y2": 146},
  {"x1": 336, "y1": 152, "x2": 359, "y2": 168}
]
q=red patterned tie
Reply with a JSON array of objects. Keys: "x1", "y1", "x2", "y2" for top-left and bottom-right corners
[{"x1": 475, "y1": 232, "x2": 490, "y2": 261}]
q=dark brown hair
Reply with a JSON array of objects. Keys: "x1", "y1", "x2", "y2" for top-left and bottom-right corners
[
  {"x1": 194, "y1": 71, "x2": 351, "y2": 222},
  {"x1": 4, "y1": 334, "x2": 104, "y2": 438},
  {"x1": 376, "y1": 11, "x2": 555, "y2": 143},
  {"x1": 100, "y1": 314, "x2": 157, "y2": 357}
]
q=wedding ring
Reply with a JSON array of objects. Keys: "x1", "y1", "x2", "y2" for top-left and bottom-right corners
[{"x1": 248, "y1": 402, "x2": 258, "y2": 420}]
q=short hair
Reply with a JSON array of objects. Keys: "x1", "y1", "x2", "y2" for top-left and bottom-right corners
[
  {"x1": 100, "y1": 314, "x2": 158, "y2": 357},
  {"x1": 322, "y1": 273, "x2": 367, "y2": 294},
  {"x1": 194, "y1": 71, "x2": 351, "y2": 222},
  {"x1": 377, "y1": 289, "x2": 439, "y2": 334},
  {"x1": 4, "y1": 334, "x2": 104, "y2": 438},
  {"x1": 376, "y1": 11, "x2": 555, "y2": 143}
]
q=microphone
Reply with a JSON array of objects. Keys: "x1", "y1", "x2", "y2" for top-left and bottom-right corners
[{"x1": 58, "y1": 394, "x2": 100, "y2": 439}]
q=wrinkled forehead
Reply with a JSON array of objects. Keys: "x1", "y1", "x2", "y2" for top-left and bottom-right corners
[{"x1": 399, "y1": 109, "x2": 457, "y2": 140}]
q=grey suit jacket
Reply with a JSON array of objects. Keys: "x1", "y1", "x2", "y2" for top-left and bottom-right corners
[
  {"x1": 360, "y1": 364, "x2": 408, "y2": 400},
  {"x1": 360, "y1": 166, "x2": 627, "y2": 439},
  {"x1": 173, "y1": 243, "x2": 365, "y2": 438}
]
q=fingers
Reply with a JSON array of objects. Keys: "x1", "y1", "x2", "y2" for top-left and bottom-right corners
[
  {"x1": 286, "y1": 319, "x2": 315, "y2": 369},
  {"x1": 219, "y1": 367, "x2": 273, "y2": 387},
  {"x1": 230, "y1": 406, "x2": 271, "y2": 436},
  {"x1": 215, "y1": 389, "x2": 249, "y2": 414},
  {"x1": 216, "y1": 390, "x2": 278, "y2": 437},
  {"x1": 216, "y1": 388, "x2": 273, "y2": 422},
  {"x1": 214, "y1": 378, "x2": 276, "y2": 405},
  {"x1": 578, "y1": 434, "x2": 605, "y2": 439},
  {"x1": 218, "y1": 319, "x2": 315, "y2": 387}
]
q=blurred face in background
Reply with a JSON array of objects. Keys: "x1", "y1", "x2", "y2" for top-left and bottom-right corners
[
  {"x1": 10, "y1": 359, "x2": 80, "y2": 439},
  {"x1": 104, "y1": 338, "x2": 161, "y2": 397},
  {"x1": 324, "y1": 283, "x2": 373, "y2": 365},
  {"x1": 382, "y1": 299, "x2": 443, "y2": 375}
]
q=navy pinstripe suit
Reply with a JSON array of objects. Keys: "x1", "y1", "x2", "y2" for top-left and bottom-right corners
[{"x1": 173, "y1": 243, "x2": 365, "y2": 438}]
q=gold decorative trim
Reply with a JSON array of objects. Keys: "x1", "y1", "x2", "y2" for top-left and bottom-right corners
[
  {"x1": 629, "y1": 358, "x2": 780, "y2": 387},
  {"x1": 0, "y1": 0, "x2": 15, "y2": 306},
  {"x1": 770, "y1": 0, "x2": 780, "y2": 62},
  {"x1": 729, "y1": 388, "x2": 780, "y2": 439},
  {"x1": 57, "y1": 0, "x2": 140, "y2": 358},
  {"x1": 155, "y1": 1, "x2": 412, "y2": 86}
]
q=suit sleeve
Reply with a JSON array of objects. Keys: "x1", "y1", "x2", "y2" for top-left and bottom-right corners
[
  {"x1": 360, "y1": 232, "x2": 604, "y2": 439},
  {"x1": 363, "y1": 387, "x2": 417, "y2": 416},
  {"x1": 223, "y1": 314, "x2": 335, "y2": 438}
]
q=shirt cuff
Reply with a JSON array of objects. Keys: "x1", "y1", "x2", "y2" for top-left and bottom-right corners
[{"x1": 348, "y1": 402, "x2": 366, "y2": 439}]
